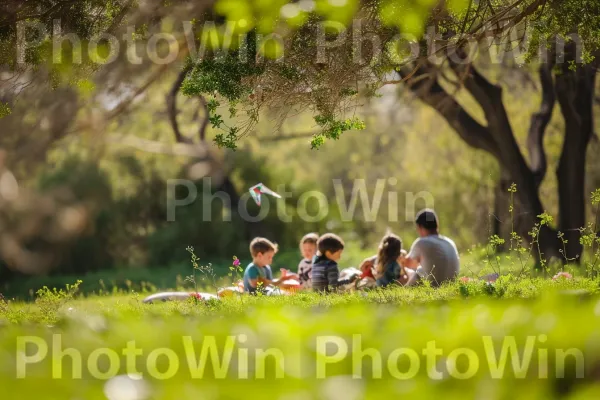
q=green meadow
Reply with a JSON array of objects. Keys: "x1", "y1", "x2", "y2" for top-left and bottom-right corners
[
  {"x1": 2, "y1": 267, "x2": 600, "y2": 399},
  {"x1": 2, "y1": 0, "x2": 600, "y2": 398}
]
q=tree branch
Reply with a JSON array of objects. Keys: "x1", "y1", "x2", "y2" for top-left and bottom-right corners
[
  {"x1": 445, "y1": 51, "x2": 543, "y2": 190},
  {"x1": 106, "y1": 0, "x2": 136, "y2": 33},
  {"x1": 398, "y1": 63, "x2": 500, "y2": 158},
  {"x1": 447, "y1": 49, "x2": 504, "y2": 120},
  {"x1": 167, "y1": 64, "x2": 210, "y2": 144},
  {"x1": 1, "y1": 0, "x2": 80, "y2": 27},
  {"x1": 198, "y1": 95, "x2": 209, "y2": 142},
  {"x1": 106, "y1": 134, "x2": 210, "y2": 158},
  {"x1": 527, "y1": 62, "x2": 555, "y2": 188},
  {"x1": 257, "y1": 131, "x2": 319, "y2": 142},
  {"x1": 166, "y1": 65, "x2": 193, "y2": 144},
  {"x1": 106, "y1": 63, "x2": 170, "y2": 120},
  {"x1": 468, "y1": 0, "x2": 546, "y2": 40}
]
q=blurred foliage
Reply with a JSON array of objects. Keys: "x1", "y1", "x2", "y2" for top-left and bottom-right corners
[
  {"x1": 0, "y1": 1, "x2": 600, "y2": 297},
  {"x1": 36, "y1": 157, "x2": 115, "y2": 275},
  {"x1": 0, "y1": 3, "x2": 599, "y2": 395},
  {"x1": 0, "y1": 102, "x2": 11, "y2": 118},
  {"x1": 180, "y1": 0, "x2": 600, "y2": 150},
  {"x1": 1, "y1": 64, "x2": 599, "y2": 296},
  {"x1": 1, "y1": 281, "x2": 600, "y2": 397}
]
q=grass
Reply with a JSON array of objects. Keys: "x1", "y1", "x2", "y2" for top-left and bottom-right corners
[
  {"x1": 0, "y1": 245, "x2": 379, "y2": 300},
  {"x1": 2, "y1": 234, "x2": 600, "y2": 399},
  {"x1": 1, "y1": 277, "x2": 600, "y2": 399},
  {"x1": 0, "y1": 242, "x2": 573, "y2": 302}
]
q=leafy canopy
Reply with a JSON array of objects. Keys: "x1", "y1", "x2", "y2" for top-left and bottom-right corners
[
  {"x1": 2, "y1": 1, "x2": 600, "y2": 149},
  {"x1": 182, "y1": 0, "x2": 600, "y2": 150}
]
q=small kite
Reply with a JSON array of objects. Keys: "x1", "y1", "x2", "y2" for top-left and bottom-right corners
[{"x1": 249, "y1": 183, "x2": 282, "y2": 206}]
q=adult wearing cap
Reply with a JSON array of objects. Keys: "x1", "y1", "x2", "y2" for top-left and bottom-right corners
[{"x1": 401, "y1": 209, "x2": 460, "y2": 287}]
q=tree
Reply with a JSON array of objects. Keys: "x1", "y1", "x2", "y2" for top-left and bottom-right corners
[
  {"x1": 1, "y1": 0, "x2": 599, "y2": 272},
  {"x1": 179, "y1": 0, "x2": 600, "y2": 263},
  {"x1": 0, "y1": 0, "x2": 223, "y2": 274}
]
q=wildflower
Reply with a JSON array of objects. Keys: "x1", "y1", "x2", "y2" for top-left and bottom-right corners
[
  {"x1": 460, "y1": 276, "x2": 473, "y2": 283},
  {"x1": 233, "y1": 257, "x2": 240, "y2": 267},
  {"x1": 552, "y1": 272, "x2": 573, "y2": 281},
  {"x1": 190, "y1": 292, "x2": 204, "y2": 301}
]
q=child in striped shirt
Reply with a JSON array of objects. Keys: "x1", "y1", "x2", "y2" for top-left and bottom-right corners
[{"x1": 312, "y1": 233, "x2": 359, "y2": 293}]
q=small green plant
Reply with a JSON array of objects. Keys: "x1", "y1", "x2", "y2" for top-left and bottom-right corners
[
  {"x1": 579, "y1": 188, "x2": 600, "y2": 278},
  {"x1": 504, "y1": 183, "x2": 539, "y2": 278},
  {"x1": 227, "y1": 256, "x2": 243, "y2": 281},
  {"x1": 500, "y1": 186, "x2": 600, "y2": 279},
  {"x1": 226, "y1": 255, "x2": 245, "y2": 303},
  {"x1": 255, "y1": 280, "x2": 267, "y2": 297},
  {"x1": 34, "y1": 280, "x2": 82, "y2": 324},
  {"x1": 458, "y1": 280, "x2": 471, "y2": 297},
  {"x1": 487, "y1": 234, "x2": 506, "y2": 274},
  {"x1": 534, "y1": 211, "x2": 554, "y2": 276},
  {"x1": 0, "y1": 293, "x2": 26, "y2": 324},
  {"x1": 0, "y1": 293, "x2": 6, "y2": 313},
  {"x1": 507, "y1": 184, "x2": 552, "y2": 278},
  {"x1": 185, "y1": 246, "x2": 219, "y2": 293}
]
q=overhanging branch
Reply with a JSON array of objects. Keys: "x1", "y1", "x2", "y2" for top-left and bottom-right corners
[
  {"x1": 167, "y1": 65, "x2": 193, "y2": 144},
  {"x1": 167, "y1": 64, "x2": 210, "y2": 144},
  {"x1": 106, "y1": 134, "x2": 209, "y2": 158}
]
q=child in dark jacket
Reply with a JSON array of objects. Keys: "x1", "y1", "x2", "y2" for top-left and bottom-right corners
[{"x1": 312, "y1": 233, "x2": 359, "y2": 293}]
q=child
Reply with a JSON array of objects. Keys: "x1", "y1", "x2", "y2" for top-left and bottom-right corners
[
  {"x1": 375, "y1": 233, "x2": 403, "y2": 287},
  {"x1": 312, "y1": 233, "x2": 359, "y2": 293},
  {"x1": 358, "y1": 255, "x2": 377, "y2": 289},
  {"x1": 243, "y1": 237, "x2": 287, "y2": 294},
  {"x1": 279, "y1": 233, "x2": 318, "y2": 290},
  {"x1": 297, "y1": 232, "x2": 318, "y2": 290}
]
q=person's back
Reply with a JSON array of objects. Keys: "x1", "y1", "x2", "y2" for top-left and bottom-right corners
[
  {"x1": 410, "y1": 234, "x2": 459, "y2": 286},
  {"x1": 376, "y1": 260, "x2": 401, "y2": 287},
  {"x1": 402, "y1": 209, "x2": 460, "y2": 287}
]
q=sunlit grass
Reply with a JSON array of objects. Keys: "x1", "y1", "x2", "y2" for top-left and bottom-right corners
[{"x1": 1, "y1": 276, "x2": 600, "y2": 399}]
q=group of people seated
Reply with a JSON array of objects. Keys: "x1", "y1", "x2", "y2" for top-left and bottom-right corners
[{"x1": 242, "y1": 208, "x2": 460, "y2": 294}]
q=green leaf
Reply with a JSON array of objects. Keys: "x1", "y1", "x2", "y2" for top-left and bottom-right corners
[
  {"x1": 537, "y1": 212, "x2": 554, "y2": 226},
  {"x1": 591, "y1": 189, "x2": 600, "y2": 206},
  {"x1": 0, "y1": 103, "x2": 11, "y2": 118}
]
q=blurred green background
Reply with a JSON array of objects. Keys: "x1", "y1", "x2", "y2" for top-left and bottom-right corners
[
  {"x1": 1, "y1": 72, "x2": 599, "y2": 298},
  {"x1": 1, "y1": 0, "x2": 599, "y2": 300}
]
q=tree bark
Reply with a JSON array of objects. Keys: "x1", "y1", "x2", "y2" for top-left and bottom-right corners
[
  {"x1": 554, "y1": 63, "x2": 596, "y2": 262},
  {"x1": 167, "y1": 65, "x2": 194, "y2": 144},
  {"x1": 528, "y1": 62, "x2": 555, "y2": 189},
  {"x1": 493, "y1": 173, "x2": 511, "y2": 252}
]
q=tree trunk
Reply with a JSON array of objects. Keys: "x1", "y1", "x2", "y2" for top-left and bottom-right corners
[
  {"x1": 400, "y1": 61, "x2": 565, "y2": 262},
  {"x1": 493, "y1": 173, "x2": 511, "y2": 252},
  {"x1": 554, "y1": 64, "x2": 596, "y2": 262},
  {"x1": 447, "y1": 62, "x2": 564, "y2": 262},
  {"x1": 528, "y1": 62, "x2": 555, "y2": 189}
]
